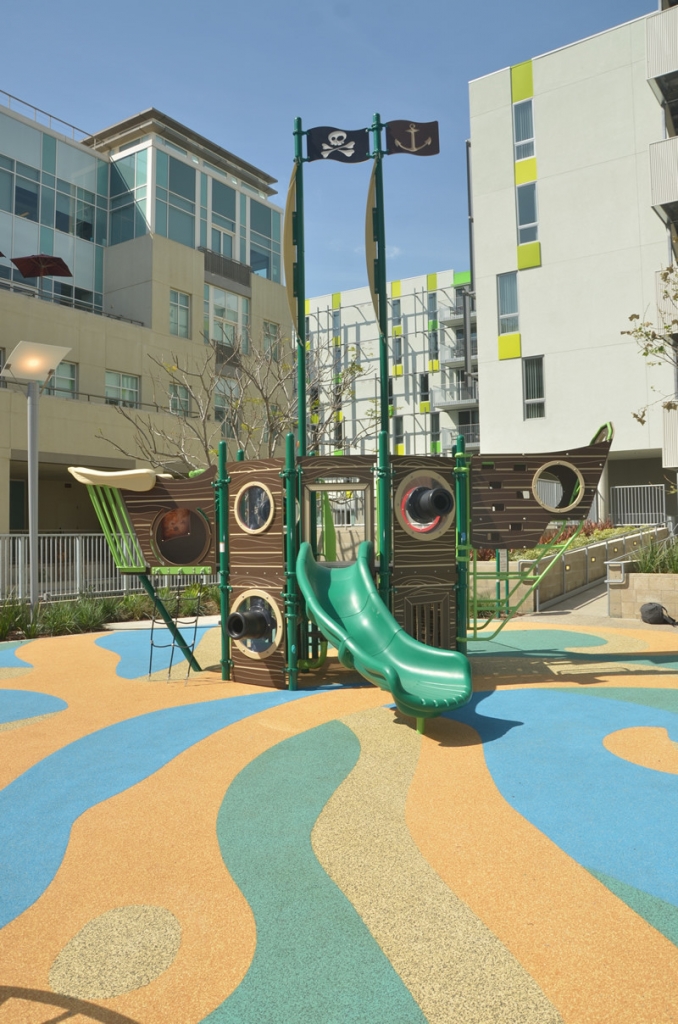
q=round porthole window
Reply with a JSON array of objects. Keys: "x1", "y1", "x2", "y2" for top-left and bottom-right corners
[
  {"x1": 151, "y1": 507, "x2": 211, "y2": 566},
  {"x1": 228, "y1": 589, "x2": 283, "y2": 660},
  {"x1": 234, "y1": 482, "x2": 275, "y2": 534},
  {"x1": 532, "y1": 461, "x2": 586, "y2": 514},
  {"x1": 394, "y1": 470, "x2": 455, "y2": 541}
]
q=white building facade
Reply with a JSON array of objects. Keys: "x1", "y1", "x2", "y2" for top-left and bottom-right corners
[
  {"x1": 307, "y1": 270, "x2": 477, "y2": 457},
  {"x1": 469, "y1": 5, "x2": 677, "y2": 520}
]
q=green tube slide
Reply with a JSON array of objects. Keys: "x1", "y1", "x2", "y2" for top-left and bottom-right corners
[{"x1": 296, "y1": 541, "x2": 472, "y2": 728}]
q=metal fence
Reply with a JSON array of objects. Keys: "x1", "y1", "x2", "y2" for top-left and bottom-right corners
[
  {"x1": 610, "y1": 485, "x2": 667, "y2": 526},
  {"x1": 0, "y1": 533, "x2": 217, "y2": 602}
]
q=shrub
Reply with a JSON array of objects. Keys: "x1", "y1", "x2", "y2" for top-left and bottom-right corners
[{"x1": 634, "y1": 540, "x2": 678, "y2": 574}]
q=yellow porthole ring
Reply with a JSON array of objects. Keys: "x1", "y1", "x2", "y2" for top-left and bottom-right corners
[
  {"x1": 531, "y1": 460, "x2": 586, "y2": 515},
  {"x1": 233, "y1": 481, "x2": 275, "y2": 535},
  {"x1": 230, "y1": 589, "x2": 283, "y2": 661}
]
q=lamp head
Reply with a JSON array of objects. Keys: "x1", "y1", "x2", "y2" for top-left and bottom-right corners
[{"x1": 0, "y1": 341, "x2": 72, "y2": 382}]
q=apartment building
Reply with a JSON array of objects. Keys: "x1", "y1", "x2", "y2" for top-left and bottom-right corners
[
  {"x1": 469, "y1": 3, "x2": 678, "y2": 520},
  {"x1": 0, "y1": 98, "x2": 290, "y2": 533},
  {"x1": 307, "y1": 270, "x2": 477, "y2": 457}
]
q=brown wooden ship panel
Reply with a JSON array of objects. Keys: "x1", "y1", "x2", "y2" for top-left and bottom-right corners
[
  {"x1": 391, "y1": 456, "x2": 457, "y2": 649},
  {"x1": 298, "y1": 455, "x2": 376, "y2": 487},
  {"x1": 121, "y1": 466, "x2": 217, "y2": 572},
  {"x1": 470, "y1": 437, "x2": 612, "y2": 549},
  {"x1": 227, "y1": 458, "x2": 287, "y2": 688}
]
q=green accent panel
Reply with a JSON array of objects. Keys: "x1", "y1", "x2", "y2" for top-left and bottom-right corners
[
  {"x1": 587, "y1": 867, "x2": 678, "y2": 948},
  {"x1": 152, "y1": 566, "x2": 212, "y2": 576},
  {"x1": 453, "y1": 270, "x2": 471, "y2": 286},
  {"x1": 430, "y1": 440, "x2": 442, "y2": 454},
  {"x1": 296, "y1": 541, "x2": 472, "y2": 721},
  {"x1": 517, "y1": 241, "x2": 541, "y2": 270},
  {"x1": 428, "y1": 319, "x2": 438, "y2": 330},
  {"x1": 515, "y1": 157, "x2": 537, "y2": 184},
  {"x1": 498, "y1": 333, "x2": 521, "y2": 360},
  {"x1": 511, "y1": 60, "x2": 533, "y2": 102},
  {"x1": 320, "y1": 492, "x2": 337, "y2": 562}
]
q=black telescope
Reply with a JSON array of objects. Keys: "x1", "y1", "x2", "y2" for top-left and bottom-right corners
[
  {"x1": 227, "y1": 609, "x2": 270, "y2": 640},
  {"x1": 406, "y1": 486, "x2": 453, "y2": 523}
]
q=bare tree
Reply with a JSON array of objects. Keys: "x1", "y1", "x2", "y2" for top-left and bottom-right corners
[
  {"x1": 624, "y1": 264, "x2": 678, "y2": 426},
  {"x1": 98, "y1": 327, "x2": 376, "y2": 474}
]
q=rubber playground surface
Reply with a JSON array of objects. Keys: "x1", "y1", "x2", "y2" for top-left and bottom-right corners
[{"x1": 1, "y1": 622, "x2": 678, "y2": 1022}]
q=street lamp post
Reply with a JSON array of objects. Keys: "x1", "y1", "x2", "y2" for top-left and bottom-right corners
[{"x1": 1, "y1": 341, "x2": 72, "y2": 613}]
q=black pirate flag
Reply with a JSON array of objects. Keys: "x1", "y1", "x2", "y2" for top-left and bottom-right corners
[
  {"x1": 385, "y1": 120, "x2": 440, "y2": 157},
  {"x1": 307, "y1": 126, "x2": 371, "y2": 163}
]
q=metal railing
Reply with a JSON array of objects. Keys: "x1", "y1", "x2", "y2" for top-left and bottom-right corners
[
  {"x1": 442, "y1": 425, "x2": 480, "y2": 449},
  {"x1": 0, "y1": 89, "x2": 90, "y2": 143},
  {"x1": 439, "y1": 340, "x2": 478, "y2": 363},
  {"x1": 431, "y1": 381, "x2": 479, "y2": 407},
  {"x1": 0, "y1": 533, "x2": 217, "y2": 601},
  {"x1": 0, "y1": 278, "x2": 144, "y2": 326},
  {"x1": 610, "y1": 484, "x2": 666, "y2": 525}
]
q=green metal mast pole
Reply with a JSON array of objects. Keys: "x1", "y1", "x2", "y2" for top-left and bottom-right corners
[
  {"x1": 216, "y1": 439, "x2": 231, "y2": 680},
  {"x1": 454, "y1": 435, "x2": 469, "y2": 656},
  {"x1": 294, "y1": 117, "x2": 307, "y2": 457},
  {"x1": 371, "y1": 113, "x2": 391, "y2": 608},
  {"x1": 283, "y1": 431, "x2": 299, "y2": 690}
]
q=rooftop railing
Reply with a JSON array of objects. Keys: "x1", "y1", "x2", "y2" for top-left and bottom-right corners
[{"x1": 0, "y1": 89, "x2": 90, "y2": 143}]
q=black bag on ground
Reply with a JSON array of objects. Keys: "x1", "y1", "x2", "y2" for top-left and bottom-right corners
[{"x1": 640, "y1": 602, "x2": 678, "y2": 626}]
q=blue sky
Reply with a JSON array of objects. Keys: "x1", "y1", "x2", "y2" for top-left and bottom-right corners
[{"x1": 2, "y1": 0, "x2": 654, "y2": 295}]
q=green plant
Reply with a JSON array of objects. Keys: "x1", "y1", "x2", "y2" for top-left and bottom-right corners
[
  {"x1": 634, "y1": 540, "x2": 678, "y2": 574},
  {"x1": 39, "y1": 601, "x2": 79, "y2": 636},
  {"x1": 0, "y1": 598, "x2": 32, "y2": 642}
]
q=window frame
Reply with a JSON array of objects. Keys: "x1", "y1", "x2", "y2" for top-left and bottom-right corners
[
  {"x1": 169, "y1": 288, "x2": 191, "y2": 338},
  {"x1": 169, "y1": 382, "x2": 190, "y2": 416},
  {"x1": 105, "y1": 370, "x2": 140, "y2": 409},
  {"x1": 497, "y1": 272, "x2": 519, "y2": 335},
  {"x1": 513, "y1": 99, "x2": 535, "y2": 162},
  {"x1": 522, "y1": 355, "x2": 545, "y2": 419},
  {"x1": 516, "y1": 182, "x2": 538, "y2": 245},
  {"x1": 47, "y1": 360, "x2": 77, "y2": 399}
]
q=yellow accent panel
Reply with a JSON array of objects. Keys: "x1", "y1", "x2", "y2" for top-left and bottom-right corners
[
  {"x1": 393, "y1": 364, "x2": 403, "y2": 377},
  {"x1": 391, "y1": 280, "x2": 401, "y2": 298},
  {"x1": 393, "y1": 325, "x2": 402, "y2": 337},
  {"x1": 419, "y1": 401, "x2": 430, "y2": 414},
  {"x1": 427, "y1": 273, "x2": 438, "y2": 292},
  {"x1": 305, "y1": 299, "x2": 310, "y2": 315},
  {"x1": 333, "y1": 335, "x2": 341, "y2": 346},
  {"x1": 428, "y1": 359, "x2": 439, "y2": 373},
  {"x1": 498, "y1": 333, "x2": 522, "y2": 360},
  {"x1": 517, "y1": 241, "x2": 541, "y2": 270},
  {"x1": 332, "y1": 292, "x2": 341, "y2": 309},
  {"x1": 511, "y1": 61, "x2": 533, "y2": 102},
  {"x1": 514, "y1": 157, "x2": 537, "y2": 184},
  {"x1": 396, "y1": 444, "x2": 405, "y2": 456}
]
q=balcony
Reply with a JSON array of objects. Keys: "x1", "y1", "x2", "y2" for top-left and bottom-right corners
[
  {"x1": 442, "y1": 425, "x2": 480, "y2": 451},
  {"x1": 438, "y1": 300, "x2": 476, "y2": 326},
  {"x1": 649, "y1": 136, "x2": 678, "y2": 224},
  {"x1": 431, "y1": 379, "x2": 479, "y2": 410},
  {"x1": 440, "y1": 339, "x2": 478, "y2": 364},
  {"x1": 647, "y1": 7, "x2": 678, "y2": 112}
]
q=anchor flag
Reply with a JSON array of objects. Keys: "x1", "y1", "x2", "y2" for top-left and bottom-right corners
[
  {"x1": 385, "y1": 120, "x2": 440, "y2": 157},
  {"x1": 307, "y1": 126, "x2": 371, "y2": 163}
]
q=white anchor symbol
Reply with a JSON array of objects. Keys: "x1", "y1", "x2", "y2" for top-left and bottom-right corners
[{"x1": 394, "y1": 123, "x2": 432, "y2": 154}]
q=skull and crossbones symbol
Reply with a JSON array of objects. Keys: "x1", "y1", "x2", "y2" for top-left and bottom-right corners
[{"x1": 321, "y1": 130, "x2": 355, "y2": 159}]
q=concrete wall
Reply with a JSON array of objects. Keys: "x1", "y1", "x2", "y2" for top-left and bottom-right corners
[{"x1": 609, "y1": 568, "x2": 678, "y2": 618}]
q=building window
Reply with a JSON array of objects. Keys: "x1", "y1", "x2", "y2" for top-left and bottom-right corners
[
  {"x1": 516, "y1": 182, "x2": 538, "y2": 244},
  {"x1": 428, "y1": 330, "x2": 439, "y2": 360},
  {"x1": 206, "y1": 285, "x2": 250, "y2": 354},
  {"x1": 391, "y1": 298, "x2": 401, "y2": 328},
  {"x1": 455, "y1": 326, "x2": 478, "y2": 356},
  {"x1": 110, "y1": 149, "x2": 149, "y2": 245},
  {"x1": 169, "y1": 383, "x2": 190, "y2": 415},
  {"x1": 388, "y1": 377, "x2": 394, "y2": 408},
  {"x1": 523, "y1": 356, "x2": 545, "y2": 419},
  {"x1": 0, "y1": 347, "x2": 5, "y2": 389},
  {"x1": 393, "y1": 415, "x2": 404, "y2": 455},
  {"x1": 430, "y1": 411, "x2": 441, "y2": 454},
  {"x1": 263, "y1": 320, "x2": 280, "y2": 360},
  {"x1": 215, "y1": 377, "x2": 238, "y2": 437},
  {"x1": 155, "y1": 150, "x2": 195, "y2": 248},
  {"x1": 249, "y1": 199, "x2": 281, "y2": 283},
  {"x1": 170, "y1": 289, "x2": 190, "y2": 337},
  {"x1": 420, "y1": 373, "x2": 430, "y2": 403},
  {"x1": 393, "y1": 334, "x2": 402, "y2": 366},
  {"x1": 105, "y1": 371, "x2": 140, "y2": 408},
  {"x1": 459, "y1": 409, "x2": 480, "y2": 445},
  {"x1": 332, "y1": 309, "x2": 341, "y2": 337},
  {"x1": 47, "y1": 360, "x2": 77, "y2": 399},
  {"x1": 513, "y1": 99, "x2": 534, "y2": 161},
  {"x1": 497, "y1": 272, "x2": 519, "y2": 334}
]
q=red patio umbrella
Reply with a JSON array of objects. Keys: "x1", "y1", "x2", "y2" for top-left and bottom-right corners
[{"x1": 11, "y1": 254, "x2": 72, "y2": 279}]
